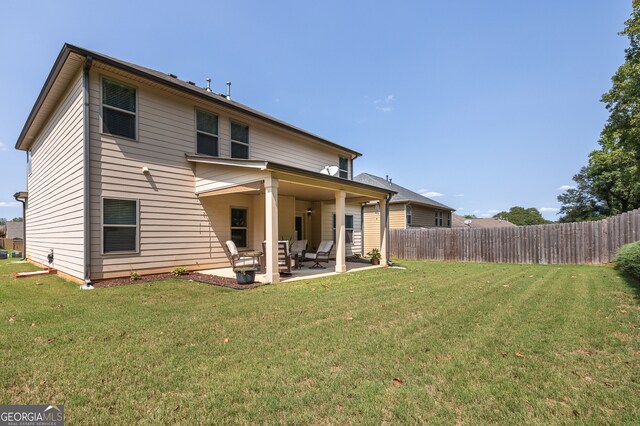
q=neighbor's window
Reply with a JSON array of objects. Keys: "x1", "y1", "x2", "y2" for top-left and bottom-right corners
[
  {"x1": 406, "y1": 205, "x2": 412, "y2": 225},
  {"x1": 447, "y1": 212, "x2": 451, "y2": 227},
  {"x1": 231, "y1": 208, "x2": 248, "y2": 247},
  {"x1": 339, "y1": 157, "x2": 349, "y2": 179},
  {"x1": 102, "y1": 79, "x2": 136, "y2": 139},
  {"x1": 435, "y1": 211, "x2": 443, "y2": 227},
  {"x1": 231, "y1": 122, "x2": 249, "y2": 159},
  {"x1": 333, "y1": 214, "x2": 354, "y2": 244},
  {"x1": 103, "y1": 198, "x2": 138, "y2": 253},
  {"x1": 196, "y1": 110, "x2": 219, "y2": 156}
]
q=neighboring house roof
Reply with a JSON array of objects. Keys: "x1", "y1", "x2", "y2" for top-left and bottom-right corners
[
  {"x1": 5, "y1": 221, "x2": 24, "y2": 240},
  {"x1": 15, "y1": 43, "x2": 361, "y2": 158},
  {"x1": 451, "y1": 214, "x2": 517, "y2": 229},
  {"x1": 353, "y1": 173, "x2": 454, "y2": 211}
]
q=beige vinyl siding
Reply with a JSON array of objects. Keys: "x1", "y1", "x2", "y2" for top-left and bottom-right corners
[
  {"x1": 88, "y1": 64, "x2": 356, "y2": 279},
  {"x1": 26, "y1": 70, "x2": 85, "y2": 279},
  {"x1": 321, "y1": 202, "x2": 362, "y2": 256},
  {"x1": 389, "y1": 203, "x2": 406, "y2": 229},
  {"x1": 362, "y1": 205, "x2": 381, "y2": 254},
  {"x1": 410, "y1": 205, "x2": 451, "y2": 228}
]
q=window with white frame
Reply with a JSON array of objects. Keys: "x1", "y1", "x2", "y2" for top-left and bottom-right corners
[
  {"x1": 231, "y1": 208, "x2": 248, "y2": 248},
  {"x1": 103, "y1": 198, "x2": 138, "y2": 253},
  {"x1": 339, "y1": 157, "x2": 349, "y2": 179},
  {"x1": 333, "y1": 214, "x2": 354, "y2": 244},
  {"x1": 196, "y1": 109, "x2": 219, "y2": 156},
  {"x1": 406, "y1": 205, "x2": 412, "y2": 225},
  {"x1": 435, "y1": 211, "x2": 443, "y2": 227},
  {"x1": 231, "y1": 122, "x2": 249, "y2": 159},
  {"x1": 102, "y1": 78, "x2": 136, "y2": 139}
]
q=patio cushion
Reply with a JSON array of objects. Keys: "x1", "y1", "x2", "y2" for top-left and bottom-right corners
[{"x1": 225, "y1": 240, "x2": 239, "y2": 256}]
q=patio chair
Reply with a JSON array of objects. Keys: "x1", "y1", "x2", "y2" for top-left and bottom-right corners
[
  {"x1": 225, "y1": 240, "x2": 261, "y2": 271},
  {"x1": 261, "y1": 241, "x2": 294, "y2": 275},
  {"x1": 289, "y1": 240, "x2": 307, "y2": 267},
  {"x1": 304, "y1": 240, "x2": 334, "y2": 269}
]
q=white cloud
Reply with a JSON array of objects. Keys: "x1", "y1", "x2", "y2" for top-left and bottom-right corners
[
  {"x1": 0, "y1": 142, "x2": 6, "y2": 151},
  {"x1": 0, "y1": 201, "x2": 20, "y2": 207},
  {"x1": 540, "y1": 207, "x2": 560, "y2": 213},
  {"x1": 457, "y1": 207, "x2": 465, "y2": 211},
  {"x1": 374, "y1": 94, "x2": 395, "y2": 112},
  {"x1": 418, "y1": 189, "x2": 444, "y2": 197},
  {"x1": 479, "y1": 213, "x2": 492, "y2": 218},
  {"x1": 454, "y1": 193, "x2": 464, "y2": 197},
  {"x1": 487, "y1": 209, "x2": 500, "y2": 214},
  {"x1": 473, "y1": 210, "x2": 481, "y2": 214},
  {"x1": 558, "y1": 185, "x2": 575, "y2": 191}
]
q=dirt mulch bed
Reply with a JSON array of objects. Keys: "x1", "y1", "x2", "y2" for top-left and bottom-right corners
[{"x1": 93, "y1": 272, "x2": 266, "y2": 290}]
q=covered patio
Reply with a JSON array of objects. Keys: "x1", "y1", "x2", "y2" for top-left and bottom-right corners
[
  {"x1": 201, "y1": 260, "x2": 382, "y2": 283},
  {"x1": 187, "y1": 155, "x2": 394, "y2": 283}
]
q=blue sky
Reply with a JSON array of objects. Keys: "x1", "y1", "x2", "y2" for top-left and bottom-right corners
[{"x1": 0, "y1": 1, "x2": 631, "y2": 220}]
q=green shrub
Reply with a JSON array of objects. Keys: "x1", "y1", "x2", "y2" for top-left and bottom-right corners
[
  {"x1": 615, "y1": 241, "x2": 640, "y2": 280},
  {"x1": 172, "y1": 267, "x2": 188, "y2": 276}
]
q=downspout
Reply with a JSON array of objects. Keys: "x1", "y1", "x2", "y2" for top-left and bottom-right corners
[
  {"x1": 13, "y1": 193, "x2": 26, "y2": 260},
  {"x1": 82, "y1": 56, "x2": 93, "y2": 288}
]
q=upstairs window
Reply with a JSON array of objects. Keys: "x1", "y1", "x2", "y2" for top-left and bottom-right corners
[
  {"x1": 339, "y1": 157, "x2": 349, "y2": 179},
  {"x1": 103, "y1": 198, "x2": 138, "y2": 253},
  {"x1": 406, "y1": 205, "x2": 412, "y2": 225},
  {"x1": 231, "y1": 122, "x2": 249, "y2": 159},
  {"x1": 102, "y1": 79, "x2": 136, "y2": 139},
  {"x1": 435, "y1": 211, "x2": 443, "y2": 227},
  {"x1": 447, "y1": 212, "x2": 451, "y2": 227},
  {"x1": 196, "y1": 110, "x2": 219, "y2": 156}
]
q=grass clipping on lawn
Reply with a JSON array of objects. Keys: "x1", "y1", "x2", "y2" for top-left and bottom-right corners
[{"x1": 0, "y1": 258, "x2": 638, "y2": 424}]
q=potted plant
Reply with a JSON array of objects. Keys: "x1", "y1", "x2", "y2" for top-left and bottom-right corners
[
  {"x1": 367, "y1": 248, "x2": 382, "y2": 265},
  {"x1": 235, "y1": 267, "x2": 257, "y2": 284}
]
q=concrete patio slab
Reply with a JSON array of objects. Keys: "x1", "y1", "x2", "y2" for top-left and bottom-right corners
[{"x1": 199, "y1": 261, "x2": 381, "y2": 283}]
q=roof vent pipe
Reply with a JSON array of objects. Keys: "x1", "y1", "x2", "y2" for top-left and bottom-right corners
[
  {"x1": 226, "y1": 81, "x2": 231, "y2": 100},
  {"x1": 386, "y1": 175, "x2": 389, "y2": 182},
  {"x1": 205, "y1": 78, "x2": 212, "y2": 92}
]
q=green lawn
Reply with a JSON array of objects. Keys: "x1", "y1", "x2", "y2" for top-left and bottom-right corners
[{"x1": 0, "y1": 258, "x2": 638, "y2": 424}]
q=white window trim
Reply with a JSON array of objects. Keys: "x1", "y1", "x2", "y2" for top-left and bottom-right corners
[
  {"x1": 100, "y1": 76, "x2": 138, "y2": 141},
  {"x1": 333, "y1": 213, "x2": 354, "y2": 244},
  {"x1": 101, "y1": 197, "x2": 140, "y2": 255},
  {"x1": 230, "y1": 120, "x2": 250, "y2": 159},
  {"x1": 230, "y1": 207, "x2": 249, "y2": 248},
  {"x1": 339, "y1": 157, "x2": 349, "y2": 179},
  {"x1": 195, "y1": 108, "x2": 219, "y2": 156}
]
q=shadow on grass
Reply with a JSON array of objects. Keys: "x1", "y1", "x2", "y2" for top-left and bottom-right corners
[{"x1": 617, "y1": 269, "x2": 640, "y2": 302}]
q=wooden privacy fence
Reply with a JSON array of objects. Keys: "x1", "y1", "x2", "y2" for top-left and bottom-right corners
[
  {"x1": 0, "y1": 238, "x2": 24, "y2": 253},
  {"x1": 390, "y1": 209, "x2": 640, "y2": 265}
]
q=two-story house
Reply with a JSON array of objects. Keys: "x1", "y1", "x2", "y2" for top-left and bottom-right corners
[{"x1": 14, "y1": 44, "x2": 393, "y2": 285}]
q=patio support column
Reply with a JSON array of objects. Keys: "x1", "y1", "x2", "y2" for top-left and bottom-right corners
[
  {"x1": 379, "y1": 198, "x2": 388, "y2": 266},
  {"x1": 335, "y1": 190, "x2": 346, "y2": 273},
  {"x1": 265, "y1": 177, "x2": 280, "y2": 283}
]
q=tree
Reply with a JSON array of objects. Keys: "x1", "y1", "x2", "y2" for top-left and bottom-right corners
[
  {"x1": 0, "y1": 218, "x2": 6, "y2": 225},
  {"x1": 11, "y1": 217, "x2": 24, "y2": 222},
  {"x1": 463, "y1": 214, "x2": 477, "y2": 219},
  {"x1": 558, "y1": 1, "x2": 640, "y2": 221},
  {"x1": 493, "y1": 206, "x2": 549, "y2": 226}
]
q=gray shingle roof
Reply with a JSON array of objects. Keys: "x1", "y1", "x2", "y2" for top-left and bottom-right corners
[
  {"x1": 16, "y1": 43, "x2": 361, "y2": 158},
  {"x1": 451, "y1": 214, "x2": 517, "y2": 228},
  {"x1": 353, "y1": 173, "x2": 454, "y2": 211},
  {"x1": 6, "y1": 221, "x2": 24, "y2": 240}
]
